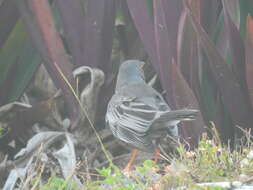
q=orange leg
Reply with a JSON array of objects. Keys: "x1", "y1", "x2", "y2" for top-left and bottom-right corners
[
  {"x1": 153, "y1": 148, "x2": 160, "y2": 163},
  {"x1": 123, "y1": 149, "x2": 139, "y2": 173}
]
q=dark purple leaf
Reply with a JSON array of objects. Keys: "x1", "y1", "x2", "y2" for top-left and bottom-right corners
[
  {"x1": 186, "y1": 2, "x2": 253, "y2": 129},
  {"x1": 118, "y1": 0, "x2": 142, "y2": 59},
  {"x1": 153, "y1": 0, "x2": 205, "y2": 144},
  {"x1": 17, "y1": 0, "x2": 80, "y2": 129},
  {"x1": 177, "y1": 8, "x2": 214, "y2": 130},
  {"x1": 177, "y1": 10, "x2": 199, "y2": 93},
  {"x1": 222, "y1": 0, "x2": 249, "y2": 94},
  {"x1": 55, "y1": 0, "x2": 85, "y2": 67},
  {"x1": 200, "y1": 0, "x2": 221, "y2": 35},
  {"x1": 171, "y1": 62, "x2": 205, "y2": 147},
  {"x1": 153, "y1": 0, "x2": 175, "y2": 106},
  {"x1": 83, "y1": 0, "x2": 116, "y2": 74},
  {"x1": 83, "y1": 0, "x2": 116, "y2": 129},
  {"x1": 98, "y1": 0, "x2": 116, "y2": 74},
  {"x1": 161, "y1": 0, "x2": 182, "y2": 62},
  {"x1": 214, "y1": 96, "x2": 235, "y2": 142},
  {"x1": 0, "y1": 0, "x2": 19, "y2": 49},
  {"x1": 126, "y1": 0, "x2": 158, "y2": 71}
]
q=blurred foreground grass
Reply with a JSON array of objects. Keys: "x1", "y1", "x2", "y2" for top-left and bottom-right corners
[{"x1": 26, "y1": 129, "x2": 253, "y2": 190}]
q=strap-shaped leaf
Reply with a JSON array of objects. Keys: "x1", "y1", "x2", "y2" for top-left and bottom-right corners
[
  {"x1": 0, "y1": 21, "x2": 41, "y2": 104},
  {"x1": 16, "y1": 0, "x2": 80, "y2": 129},
  {"x1": 55, "y1": 0, "x2": 85, "y2": 67},
  {"x1": 186, "y1": 2, "x2": 253, "y2": 129}
]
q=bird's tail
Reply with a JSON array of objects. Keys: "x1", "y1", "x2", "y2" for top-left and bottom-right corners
[{"x1": 157, "y1": 109, "x2": 198, "y2": 124}]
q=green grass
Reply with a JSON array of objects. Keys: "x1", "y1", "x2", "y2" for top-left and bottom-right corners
[
  {"x1": 24, "y1": 130, "x2": 253, "y2": 190},
  {"x1": 0, "y1": 126, "x2": 9, "y2": 137},
  {"x1": 39, "y1": 177, "x2": 78, "y2": 190}
]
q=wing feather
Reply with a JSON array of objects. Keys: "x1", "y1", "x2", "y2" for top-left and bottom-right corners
[
  {"x1": 113, "y1": 97, "x2": 158, "y2": 134},
  {"x1": 105, "y1": 91, "x2": 177, "y2": 152}
]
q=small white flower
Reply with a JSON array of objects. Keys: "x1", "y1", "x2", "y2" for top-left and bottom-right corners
[
  {"x1": 240, "y1": 158, "x2": 249, "y2": 167},
  {"x1": 239, "y1": 174, "x2": 249, "y2": 180},
  {"x1": 247, "y1": 150, "x2": 253, "y2": 159}
]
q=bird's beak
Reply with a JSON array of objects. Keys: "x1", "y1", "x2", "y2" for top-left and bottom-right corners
[
  {"x1": 140, "y1": 62, "x2": 145, "y2": 72},
  {"x1": 139, "y1": 62, "x2": 145, "y2": 80}
]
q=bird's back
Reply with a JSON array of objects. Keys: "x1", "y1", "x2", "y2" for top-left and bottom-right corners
[{"x1": 116, "y1": 83, "x2": 170, "y2": 111}]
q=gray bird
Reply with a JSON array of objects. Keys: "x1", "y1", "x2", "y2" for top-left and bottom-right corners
[{"x1": 106, "y1": 60, "x2": 198, "y2": 170}]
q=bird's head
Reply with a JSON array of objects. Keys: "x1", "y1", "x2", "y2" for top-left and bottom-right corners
[
  {"x1": 119, "y1": 60, "x2": 145, "y2": 75},
  {"x1": 116, "y1": 60, "x2": 146, "y2": 89}
]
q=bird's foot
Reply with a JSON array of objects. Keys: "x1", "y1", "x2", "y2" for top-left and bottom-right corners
[
  {"x1": 148, "y1": 183, "x2": 161, "y2": 190},
  {"x1": 153, "y1": 148, "x2": 161, "y2": 163},
  {"x1": 122, "y1": 165, "x2": 133, "y2": 176}
]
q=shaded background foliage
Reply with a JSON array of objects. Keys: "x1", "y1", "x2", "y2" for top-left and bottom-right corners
[{"x1": 1, "y1": 0, "x2": 253, "y2": 149}]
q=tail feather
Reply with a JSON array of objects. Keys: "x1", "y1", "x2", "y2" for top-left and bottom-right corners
[{"x1": 157, "y1": 109, "x2": 198, "y2": 123}]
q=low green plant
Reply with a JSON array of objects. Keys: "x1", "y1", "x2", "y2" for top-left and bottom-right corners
[
  {"x1": 85, "y1": 163, "x2": 156, "y2": 190},
  {"x1": 0, "y1": 126, "x2": 8, "y2": 137},
  {"x1": 159, "y1": 129, "x2": 253, "y2": 189},
  {"x1": 29, "y1": 129, "x2": 253, "y2": 190},
  {"x1": 39, "y1": 177, "x2": 78, "y2": 190}
]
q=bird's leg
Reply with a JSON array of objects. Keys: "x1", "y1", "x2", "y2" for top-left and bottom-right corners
[
  {"x1": 123, "y1": 149, "x2": 139, "y2": 173},
  {"x1": 153, "y1": 148, "x2": 161, "y2": 163}
]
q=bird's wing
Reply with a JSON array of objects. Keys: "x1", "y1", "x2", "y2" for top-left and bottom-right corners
[
  {"x1": 107, "y1": 95, "x2": 159, "y2": 135},
  {"x1": 110, "y1": 123, "x2": 155, "y2": 152}
]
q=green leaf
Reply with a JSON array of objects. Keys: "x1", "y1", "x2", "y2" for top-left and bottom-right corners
[
  {"x1": 97, "y1": 167, "x2": 112, "y2": 177},
  {"x1": 143, "y1": 160, "x2": 155, "y2": 168},
  {"x1": 146, "y1": 0, "x2": 153, "y2": 18},
  {"x1": 0, "y1": 20, "x2": 41, "y2": 104}
]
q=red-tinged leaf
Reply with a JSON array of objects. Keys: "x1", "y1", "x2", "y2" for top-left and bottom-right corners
[
  {"x1": 118, "y1": 0, "x2": 145, "y2": 60},
  {"x1": 247, "y1": 15, "x2": 253, "y2": 42},
  {"x1": 215, "y1": 12, "x2": 230, "y2": 58},
  {"x1": 246, "y1": 15, "x2": 253, "y2": 106},
  {"x1": 0, "y1": 0, "x2": 19, "y2": 49},
  {"x1": 172, "y1": 62, "x2": 205, "y2": 147},
  {"x1": 161, "y1": 0, "x2": 182, "y2": 62},
  {"x1": 126, "y1": 0, "x2": 158, "y2": 70},
  {"x1": 82, "y1": 0, "x2": 116, "y2": 128},
  {"x1": 153, "y1": 0, "x2": 175, "y2": 107},
  {"x1": 98, "y1": 0, "x2": 116, "y2": 74},
  {"x1": 240, "y1": 0, "x2": 253, "y2": 38},
  {"x1": 177, "y1": 10, "x2": 199, "y2": 93},
  {"x1": 178, "y1": 2, "x2": 216, "y2": 118},
  {"x1": 177, "y1": 8, "x2": 215, "y2": 128},
  {"x1": 83, "y1": 0, "x2": 116, "y2": 74},
  {"x1": 17, "y1": 0, "x2": 80, "y2": 129},
  {"x1": 186, "y1": 2, "x2": 253, "y2": 130},
  {"x1": 55, "y1": 0, "x2": 85, "y2": 67},
  {"x1": 222, "y1": 0, "x2": 249, "y2": 94}
]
